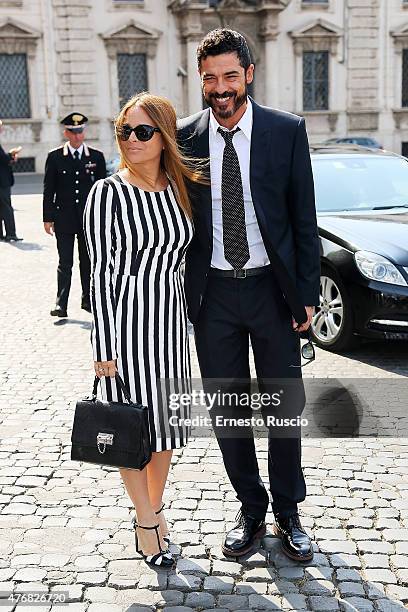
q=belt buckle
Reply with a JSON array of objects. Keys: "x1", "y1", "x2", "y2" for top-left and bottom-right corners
[{"x1": 234, "y1": 269, "x2": 247, "y2": 279}]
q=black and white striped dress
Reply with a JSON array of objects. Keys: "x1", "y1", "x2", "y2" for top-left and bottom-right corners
[{"x1": 83, "y1": 173, "x2": 193, "y2": 452}]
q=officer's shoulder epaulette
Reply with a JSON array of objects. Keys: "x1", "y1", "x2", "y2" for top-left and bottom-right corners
[
  {"x1": 48, "y1": 145, "x2": 64, "y2": 154},
  {"x1": 89, "y1": 146, "x2": 104, "y2": 154}
]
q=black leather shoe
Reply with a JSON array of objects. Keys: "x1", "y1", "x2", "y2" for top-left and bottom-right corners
[
  {"x1": 50, "y1": 306, "x2": 68, "y2": 317},
  {"x1": 273, "y1": 513, "x2": 313, "y2": 562},
  {"x1": 81, "y1": 301, "x2": 92, "y2": 313},
  {"x1": 222, "y1": 509, "x2": 266, "y2": 557},
  {"x1": 4, "y1": 235, "x2": 23, "y2": 242}
]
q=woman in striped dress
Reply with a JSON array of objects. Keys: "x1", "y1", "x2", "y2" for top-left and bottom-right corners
[{"x1": 83, "y1": 93, "x2": 204, "y2": 567}]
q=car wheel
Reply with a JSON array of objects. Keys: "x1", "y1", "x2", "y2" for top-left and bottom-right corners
[{"x1": 310, "y1": 267, "x2": 359, "y2": 352}]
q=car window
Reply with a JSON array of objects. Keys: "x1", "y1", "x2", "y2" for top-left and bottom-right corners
[{"x1": 311, "y1": 156, "x2": 408, "y2": 212}]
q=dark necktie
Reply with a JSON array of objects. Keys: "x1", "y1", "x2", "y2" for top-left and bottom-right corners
[
  {"x1": 218, "y1": 127, "x2": 250, "y2": 270},
  {"x1": 74, "y1": 150, "x2": 80, "y2": 161}
]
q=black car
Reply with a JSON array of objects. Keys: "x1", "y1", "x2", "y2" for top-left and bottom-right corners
[{"x1": 309, "y1": 144, "x2": 408, "y2": 352}]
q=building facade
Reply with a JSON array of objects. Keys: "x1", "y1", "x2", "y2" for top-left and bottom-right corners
[{"x1": 0, "y1": 0, "x2": 407, "y2": 171}]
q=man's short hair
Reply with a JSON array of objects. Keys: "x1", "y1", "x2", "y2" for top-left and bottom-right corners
[{"x1": 197, "y1": 28, "x2": 252, "y2": 71}]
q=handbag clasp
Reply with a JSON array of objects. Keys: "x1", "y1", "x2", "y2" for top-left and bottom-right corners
[{"x1": 97, "y1": 432, "x2": 114, "y2": 454}]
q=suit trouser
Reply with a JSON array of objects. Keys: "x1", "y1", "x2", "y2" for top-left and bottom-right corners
[
  {"x1": 0, "y1": 187, "x2": 16, "y2": 237},
  {"x1": 194, "y1": 271, "x2": 307, "y2": 520},
  {"x1": 55, "y1": 231, "x2": 90, "y2": 310}
]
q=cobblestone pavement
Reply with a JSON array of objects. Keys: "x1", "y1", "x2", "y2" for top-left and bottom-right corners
[{"x1": 0, "y1": 193, "x2": 407, "y2": 611}]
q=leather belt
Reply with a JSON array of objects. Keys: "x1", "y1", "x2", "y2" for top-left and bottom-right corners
[{"x1": 208, "y1": 265, "x2": 271, "y2": 279}]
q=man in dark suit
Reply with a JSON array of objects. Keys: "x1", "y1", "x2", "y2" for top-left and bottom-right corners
[
  {"x1": 178, "y1": 29, "x2": 320, "y2": 562},
  {"x1": 0, "y1": 119, "x2": 22, "y2": 242},
  {"x1": 43, "y1": 113, "x2": 106, "y2": 317}
]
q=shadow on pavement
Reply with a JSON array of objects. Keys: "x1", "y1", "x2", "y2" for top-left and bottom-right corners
[
  {"x1": 149, "y1": 534, "x2": 405, "y2": 610},
  {"x1": 53, "y1": 318, "x2": 91, "y2": 331},
  {"x1": 2, "y1": 241, "x2": 44, "y2": 252},
  {"x1": 309, "y1": 380, "x2": 362, "y2": 437},
  {"x1": 323, "y1": 339, "x2": 408, "y2": 377}
]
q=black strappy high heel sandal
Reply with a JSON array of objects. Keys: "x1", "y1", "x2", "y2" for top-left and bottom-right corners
[
  {"x1": 155, "y1": 503, "x2": 170, "y2": 546},
  {"x1": 132, "y1": 517, "x2": 174, "y2": 568}
]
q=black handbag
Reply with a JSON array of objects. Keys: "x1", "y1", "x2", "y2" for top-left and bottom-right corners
[{"x1": 71, "y1": 374, "x2": 151, "y2": 470}]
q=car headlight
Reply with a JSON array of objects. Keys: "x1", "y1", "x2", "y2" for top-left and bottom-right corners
[{"x1": 354, "y1": 251, "x2": 407, "y2": 286}]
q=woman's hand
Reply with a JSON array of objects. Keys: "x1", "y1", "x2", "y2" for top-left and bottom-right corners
[{"x1": 94, "y1": 360, "x2": 117, "y2": 378}]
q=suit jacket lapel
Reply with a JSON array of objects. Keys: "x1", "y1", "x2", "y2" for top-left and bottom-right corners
[
  {"x1": 250, "y1": 99, "x2": 271, "y2": 236},
  {"x1": 192, "y1": 109, "x2": 213, "y2": 242}
]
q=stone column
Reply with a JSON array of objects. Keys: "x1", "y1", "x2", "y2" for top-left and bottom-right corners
[
  {"x1": 186, "y1": 36, "x2": 203, "y2": 115},
  {"x1": 259, "y1": 9, "x2": 281, "y2": 108},
  {"x1": 347, "y1": 0, "x2": 380, "y2": 132},
  {"x1": 52, "y1": 0, "x2": 95, "y2": 119},
  {"x1": 263, "y1": 38, "x2": 280, "y2": 107},
  {"x1": 170, "y1": 7, "x2": 203, "y2": 116}
]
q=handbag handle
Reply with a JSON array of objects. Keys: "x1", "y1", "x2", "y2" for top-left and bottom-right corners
[{"x1": 92, "y1": 373, "x2": 133, "y2": 404}]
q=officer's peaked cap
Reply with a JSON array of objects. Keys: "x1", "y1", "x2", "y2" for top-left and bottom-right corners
[{"x1": 61, "y1": 113, "x2": 88, "y2": 132}]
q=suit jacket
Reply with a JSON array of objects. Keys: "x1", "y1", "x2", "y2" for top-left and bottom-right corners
[
  {"x1": 0, "y1": 145, "x2": 14, "y2": 189},
  {"x1": 177, "y1": 99, "x2": 321, "y2": 325},
  {"x1": 43, "y1": 142, "x2": 106, "y2": 234}
]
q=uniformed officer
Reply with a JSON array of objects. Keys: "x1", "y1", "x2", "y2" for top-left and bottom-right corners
[{"x1": 43, "y1": 113, "x2": 106, "y2": 317}]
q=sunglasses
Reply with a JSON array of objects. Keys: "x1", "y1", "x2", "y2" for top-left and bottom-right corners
[
  {"x1": 116, "y1": 123, "x2": 161, "y2": 142},
  {"x1": 290, "y1": 330, "x2": 316, "y2": 368}
]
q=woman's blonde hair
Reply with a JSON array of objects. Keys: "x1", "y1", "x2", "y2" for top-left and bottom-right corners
[{"x1": 115, "y1": 92, "x2": 206, "y2": 218}]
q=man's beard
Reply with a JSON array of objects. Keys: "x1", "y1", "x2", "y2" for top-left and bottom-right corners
[{"x1": 205, "y1": 85, "x2": 248, "y2": 119}]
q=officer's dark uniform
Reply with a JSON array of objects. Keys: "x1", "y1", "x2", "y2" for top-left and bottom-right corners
[
  {"x1": 43, "y1": 113, "x2": 106, "y2": 316},
  {"x1": 0, "y1": 144, "x2": 17, "y2": 240}
]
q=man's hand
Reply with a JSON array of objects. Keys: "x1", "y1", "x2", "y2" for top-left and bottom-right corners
[
  {"x1": 292, "y1": 306, "x2": 315, "y2": 333},
  {"x1": 44, "y1": 222, "x2": 55, "y2": 236},
  {"x1": 94, "y1": 360, "x2": 117, "y2": 378},
  {"x1": 9, "y1": 146, "x2": 22, "y2": 162}
]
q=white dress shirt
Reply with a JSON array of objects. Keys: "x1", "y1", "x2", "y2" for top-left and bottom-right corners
[
  {"x1": 209, "y1": 99, "x2": 270, "y2": 270},
  {"x1": 68, "y1": 143, "x2": 84, "y2": 159}
]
